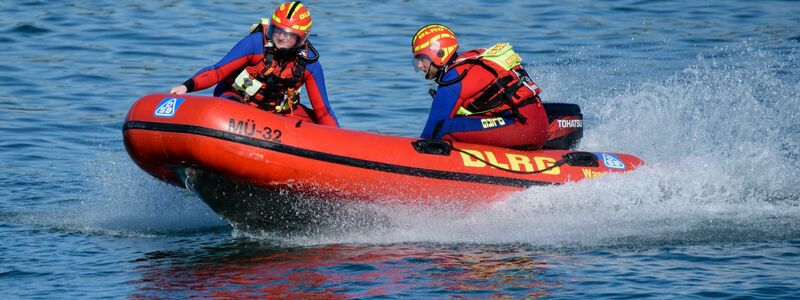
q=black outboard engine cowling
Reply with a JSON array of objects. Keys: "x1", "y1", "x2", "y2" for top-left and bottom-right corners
[{"x1": 542, "y1": 103, "x2": 583, "y2": 150}]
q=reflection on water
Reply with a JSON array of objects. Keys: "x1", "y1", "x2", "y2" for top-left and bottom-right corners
[{"x1": 133, "y1": 242, "x2": 558, "y2": 298}]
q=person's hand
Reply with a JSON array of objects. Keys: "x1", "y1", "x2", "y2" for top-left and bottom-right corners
[{"x1": 169, "y1": 85, "x2": 188, "y2": 94}]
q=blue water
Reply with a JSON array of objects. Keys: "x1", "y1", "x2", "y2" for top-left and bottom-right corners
[{"x1": 2, "y1": 0, "x2": 800, "y2": 298}]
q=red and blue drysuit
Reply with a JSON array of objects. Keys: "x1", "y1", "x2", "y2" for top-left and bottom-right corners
[{"x1": 420, "y1": 50, "x2": 549, "y2": 149}]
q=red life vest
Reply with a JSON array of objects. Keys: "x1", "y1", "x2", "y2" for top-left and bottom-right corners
[
  {"x1": 440, "y1": 44, "x2": 541, "y2": 123},
  {"x1": 232, "y1": 22, "x2": 319, "y2": 112}
]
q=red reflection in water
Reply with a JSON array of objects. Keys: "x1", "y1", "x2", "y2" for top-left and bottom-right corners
[{"x1": 132, "y1": 244, "x2": 559, "y2": 298}]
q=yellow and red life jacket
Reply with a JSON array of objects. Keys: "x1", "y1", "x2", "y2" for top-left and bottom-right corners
[
  {"x1": 231, "y1": 19, "x2": 319, "y2": 112},
  {"x1": 440, "y1": 43, "x2": 541, "y2": 123}
]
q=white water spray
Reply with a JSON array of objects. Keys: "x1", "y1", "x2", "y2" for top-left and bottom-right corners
[
  {"x1": 289, "y1": 45, "x2": 800, "y2": 246},
  {"x1": 70, "y1": 150, "x2": 226, "y2": 235}
]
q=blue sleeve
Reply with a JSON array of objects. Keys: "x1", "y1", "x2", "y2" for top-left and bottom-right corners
[{"x1": 420, "y1": 70, "x2": 462, "y2": 139}]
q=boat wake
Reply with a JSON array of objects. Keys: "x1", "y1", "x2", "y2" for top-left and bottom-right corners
[{"x1": 262, "y1": 45, "x2": 800, "y2": 247}]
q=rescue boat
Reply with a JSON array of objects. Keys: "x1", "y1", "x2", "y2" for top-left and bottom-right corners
[{"x1": 123, "y1": 94, "x2": 643, "y2": 230}]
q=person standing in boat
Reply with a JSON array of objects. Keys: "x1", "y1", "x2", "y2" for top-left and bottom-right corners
[
  {"x1": 411, "y1": 24, "x2": 548, "y2": 149},
  {"x1": 169, "y1": 1, "x2": 339, "y2": 127}
]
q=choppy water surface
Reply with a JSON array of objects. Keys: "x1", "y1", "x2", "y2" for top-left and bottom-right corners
[{"x1": 1, "y1": 0, "x2": 799, "y2": 298}]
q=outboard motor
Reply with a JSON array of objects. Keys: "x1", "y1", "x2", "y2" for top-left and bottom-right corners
[{"x1": 542, "y1": 103, "x2": 583, "y2": 150}]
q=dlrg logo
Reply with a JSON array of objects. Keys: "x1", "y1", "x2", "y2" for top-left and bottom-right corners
[
  {"x1": 598, "y1": 153, "x2": 626, "y2": 170},
  {"x1": 154, "y1": 97, "x2": 184, "y2": 118}
]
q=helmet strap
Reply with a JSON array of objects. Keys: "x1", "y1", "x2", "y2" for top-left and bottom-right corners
[{"x1": 424, "y1": 64, "x2": 438, "y2": 80}]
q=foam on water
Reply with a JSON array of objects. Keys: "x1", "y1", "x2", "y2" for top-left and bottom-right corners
[{"x1": 279, "y1": 44, "x2": 800, "y2": 246}]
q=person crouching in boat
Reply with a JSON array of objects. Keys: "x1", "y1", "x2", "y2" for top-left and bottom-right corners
[
  {"x1": 412, "y1": 24, "x2": 548, "y2": 149},
  {"x1": 169, "y1": 1, "x2": 339, "y2": 127}
]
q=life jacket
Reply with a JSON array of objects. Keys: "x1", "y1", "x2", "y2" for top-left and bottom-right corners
[
  {"x1": 231, "y1": 18, "x2": 319, "y2": 112},
  {"x1": 438, "y1": 43, "x2": 541, "y2": 123}
]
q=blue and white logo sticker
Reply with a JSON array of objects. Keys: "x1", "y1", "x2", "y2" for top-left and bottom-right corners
[
  {"x1": 154, "y1": 97, "x2": 185, "y2": 118},
  {"x1": 596, "y1": 153, "x2": 626, "y2": 170}
]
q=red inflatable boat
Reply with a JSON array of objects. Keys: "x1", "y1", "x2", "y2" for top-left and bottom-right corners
[{"x1": 123, "y1": 94, "x2": 643, "y2": 230}]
